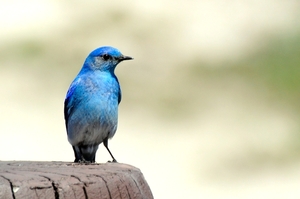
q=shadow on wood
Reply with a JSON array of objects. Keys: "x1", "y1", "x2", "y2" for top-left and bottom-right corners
[{"x1": 0, "y1": 161, "x2": 153, "y2": 199}]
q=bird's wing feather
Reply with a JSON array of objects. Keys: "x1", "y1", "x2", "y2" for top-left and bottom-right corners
[
  {"x1": 118, "y1": 87, "x2": 121, "y2": 104},
  {"x1": 115, "y1": 77, "x2": 121, "y2": 104},
  {"x1": 64, "y1": 77, "x2": 83, "y2": 130}
]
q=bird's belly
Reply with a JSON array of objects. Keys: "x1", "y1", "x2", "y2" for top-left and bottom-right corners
[
  {"x1": 67, "y1": 102, "x2": 118, "y2": 146},
  {"x1": 82, "y1": 121, "x2": 115, "y2": 145}
]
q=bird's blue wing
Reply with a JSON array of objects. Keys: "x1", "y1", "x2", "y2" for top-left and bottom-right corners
[
  {"x1": 64, "y1": 77, "x2": 83, "y2": 129},
  {"x1": 65, "y1": 73, "x2": 121, "y2": 131},
  {"x1": 118, "y1": 87, "x2": 121, "y2": 104},
  {"x1": 115, "y1": 76, "x2": 121, "y2": 104}
]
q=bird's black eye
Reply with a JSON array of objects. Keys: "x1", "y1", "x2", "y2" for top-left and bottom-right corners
[{"x1": 102, "y1": 54, "x2": 111, "y2": 61}]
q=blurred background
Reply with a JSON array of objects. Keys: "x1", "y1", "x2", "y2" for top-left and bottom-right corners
[{"x1": 1, "y1": 0, "x2": 300, "y2": 198}]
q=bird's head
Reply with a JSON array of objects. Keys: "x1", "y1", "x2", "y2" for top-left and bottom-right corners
[{"x1": 83, "y1": 46, "x2": 133, "y2": 72}]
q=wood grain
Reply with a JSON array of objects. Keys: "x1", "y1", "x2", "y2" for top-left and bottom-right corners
[{"x1": 0, "y1": 161, "x2": 153, "y2": 199}]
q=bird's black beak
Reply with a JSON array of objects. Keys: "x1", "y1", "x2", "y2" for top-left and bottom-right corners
[{"x1": 119, "y1": 55, "x2": 133, "y2": 61}]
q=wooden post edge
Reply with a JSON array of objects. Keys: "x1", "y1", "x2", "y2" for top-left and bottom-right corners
[{"x1": 0, "y1": 161, "x2": 153, "y2": 199}]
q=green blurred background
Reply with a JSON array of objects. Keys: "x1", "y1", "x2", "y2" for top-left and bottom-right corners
[{"x1": 1, "y1": 0, "x2": 300, "y2": 198}]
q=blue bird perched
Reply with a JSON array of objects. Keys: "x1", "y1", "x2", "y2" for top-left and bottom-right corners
[{"x1": 64, "y1": 46, "x2": 133, "y2": 163}]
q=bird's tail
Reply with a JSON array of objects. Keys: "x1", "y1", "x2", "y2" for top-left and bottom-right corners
[{"x1": 73, "y1": 145, "x2": 98, "y2": 163}]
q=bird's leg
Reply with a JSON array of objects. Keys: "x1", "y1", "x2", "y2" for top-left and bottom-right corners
[{"x1": 103, "y1": 137, "x2": 117, "y2": 163}]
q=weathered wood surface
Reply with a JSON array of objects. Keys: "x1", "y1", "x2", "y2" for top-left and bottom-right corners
[{"x1": 0, "y1": 161, "x2": 153, "y2": 199}]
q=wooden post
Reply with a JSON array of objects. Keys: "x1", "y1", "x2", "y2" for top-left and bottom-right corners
[{"x1": 0, "y1": 161, "x2": 153, "y2": 199}]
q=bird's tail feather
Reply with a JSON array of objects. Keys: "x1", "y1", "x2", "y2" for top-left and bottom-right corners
[{"x1": 73, "y1": 145, "x2": 98, "y2": 163}]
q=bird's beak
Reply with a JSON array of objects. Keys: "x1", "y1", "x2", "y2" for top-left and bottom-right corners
[{"x1": 119, "y1": 55, "x2": 133, "y2": 61}]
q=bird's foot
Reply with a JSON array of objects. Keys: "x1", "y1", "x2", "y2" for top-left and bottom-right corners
[
  {"x1": 77, "y1": 160, "x2": 94, "y2": 164},
  {"x1": 107, "y1": 159, "x2": 118, "y2": 163}
]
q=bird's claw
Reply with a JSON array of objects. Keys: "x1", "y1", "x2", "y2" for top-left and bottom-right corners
[{"x1": 107, "y1": 159, "x2": 118, "y2": 163}]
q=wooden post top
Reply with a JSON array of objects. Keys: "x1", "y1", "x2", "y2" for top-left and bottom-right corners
[{"x1": 0, "y1": 161, "x2": 153, "y2": 199}]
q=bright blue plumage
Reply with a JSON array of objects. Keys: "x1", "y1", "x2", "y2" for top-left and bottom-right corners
[{"x1": 64, "y1": 46, "x2": 133, "y2": 162}]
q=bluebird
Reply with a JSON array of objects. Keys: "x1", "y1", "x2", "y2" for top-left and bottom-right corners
[{"x1": 64, "y1": 46, "x2": 133, "y2": 163}]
